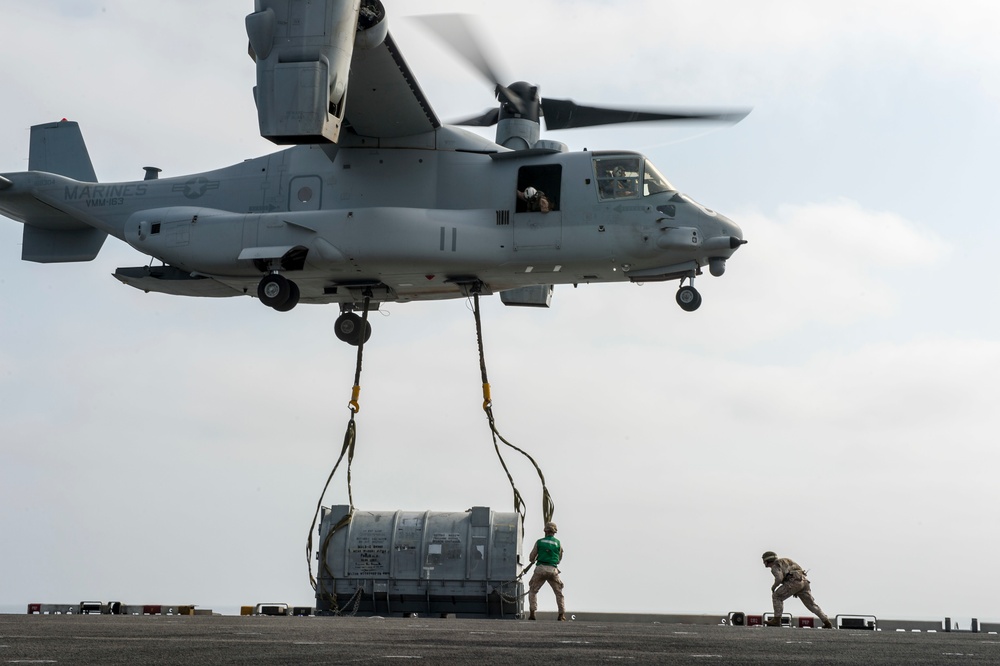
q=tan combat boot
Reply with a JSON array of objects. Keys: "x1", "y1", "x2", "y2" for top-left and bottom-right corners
[
  {"x1": 557, "y1": 614, "x2": 567, "y2": 621},
  {"x1": 765, "y1": 616, "x2": 782, "y2": 627},
  {"x1": 822, "y1": 619, "x2": 834, "y2": 629},
  {"x1": 528, "y1": 611, "x2": 536, "y2": 620}
]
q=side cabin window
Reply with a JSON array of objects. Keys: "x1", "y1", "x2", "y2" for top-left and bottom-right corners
[
  {"x1": 594, "y1": 156, "x2": 641, "y2": 201},
  {"x1": 515, "y1": 164, "x2": 562, "y2": 213}
]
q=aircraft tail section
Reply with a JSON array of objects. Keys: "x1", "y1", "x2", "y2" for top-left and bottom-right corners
[
  {"x1": 20, "y1": 224, "x2": 107, "y2": 263},
  {"x1": 5, "y1": 121, "x2": 108, "y2": 262},
  {"x1": 29, "y1": 120, "x2": 98, "y2": 181}
]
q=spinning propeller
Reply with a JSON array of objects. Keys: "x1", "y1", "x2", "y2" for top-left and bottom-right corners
[{"x1": 414, "y1": 14, "x2": 749, "y2": 141}]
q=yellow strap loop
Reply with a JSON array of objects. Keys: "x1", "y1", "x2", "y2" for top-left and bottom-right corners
[
  {"x1": 349, "y1": 385, "x2": 361, "y2": 413},
  {"x1": 482, "y1": 382, "x2": 492, "y2": 411}
]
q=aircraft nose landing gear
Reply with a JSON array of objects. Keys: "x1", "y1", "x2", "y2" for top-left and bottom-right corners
[
  {"x1": 335, "y1": 312, "x2": 372, "y2": 346},
  {"x1": 257, "y1": 273, "x2": 300, "y2": 311},
  {"x1": 675, "y1": 280, "x2": 702, "y2": 312}
]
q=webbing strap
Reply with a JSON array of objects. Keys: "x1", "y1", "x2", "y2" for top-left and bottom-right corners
[
  {"x1": 348, "y1": 299, "x2": 369, "y2": 413},
  {"x1": 472, "y1": 292, "x2": 555, "y2": 540},
  {"x1": 306, "y1": 296, "x2": 371, "y2": 608},
  {"x1": 305, "y1": 408, "x2": 357, "y2": 597},
  {"x1": 517, "y1": 561, "x2": 535, "y2": 581}
]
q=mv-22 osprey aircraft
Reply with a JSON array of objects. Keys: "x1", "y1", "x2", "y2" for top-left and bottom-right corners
[{"x1": 0, "y1": 1, "x2": 748, "y2": 345}]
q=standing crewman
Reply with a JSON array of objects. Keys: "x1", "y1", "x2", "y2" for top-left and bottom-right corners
[
  {"x1": 762, "y1": 551, "x2": 833, "y2": 628},
  {"x1": 527, "y1": 522, "x2": 565, "y2": 621}
]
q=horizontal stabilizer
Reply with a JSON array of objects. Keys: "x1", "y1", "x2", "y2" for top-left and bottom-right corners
[
  {"x1": 22, "y1": 224, "x2": 107, "y2": 263},
  {"x1": 29, "y1": 120, "x2": 97, "y2": 181}
]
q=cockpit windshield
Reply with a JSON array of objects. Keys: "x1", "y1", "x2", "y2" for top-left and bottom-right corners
[
  {"x1": 642, "y1": 159, "x2": 675, "y2": 196},
  {"x1": 593, "y1": 155, "x2": 676, "y2": 201},
  {"x1": 594, "y1": 156, "x2": 640, "y2": 200}
]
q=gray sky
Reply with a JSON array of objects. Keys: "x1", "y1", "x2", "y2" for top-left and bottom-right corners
[{"x1": 2, "y1": 1, "x2": 998, "y2": 621}]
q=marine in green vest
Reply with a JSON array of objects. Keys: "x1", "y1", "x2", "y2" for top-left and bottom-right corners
[{"x1": 528, "y1": 522, "x2": 566, "y2": 621}]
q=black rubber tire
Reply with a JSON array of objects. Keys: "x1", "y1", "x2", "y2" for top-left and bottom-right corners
[
  {"x1": 273, "y1": 281, "x2": 300, "y2": 312},
  {"x1": 676, "y1": 285, "x2": 702, "y2": 312},
  {"x1": 335, "y1": 312, "x2": 372, "y2": 345},
  {"x1": 258, "y1": 274, "x2": 291, "y2": 308}
]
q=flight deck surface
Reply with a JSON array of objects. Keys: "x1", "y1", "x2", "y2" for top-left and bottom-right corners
[{"x1": 2, "y1": 614, "x2": 997, "y2": 665}]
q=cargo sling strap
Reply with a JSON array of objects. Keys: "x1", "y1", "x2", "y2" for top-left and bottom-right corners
[
  {"x1": 305, "y1": 290, "x2": 553, "y2": 607},
  {"x1": 472, "y1": 291, "x2": 555, "y2": 545},
  {"x1": 305, "y1": 293, "x2": 371, "y2": 607}
]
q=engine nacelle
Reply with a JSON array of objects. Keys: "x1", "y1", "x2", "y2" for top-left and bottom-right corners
[
  {"x1": 354, "y1": 0, "x2": 387, "y2": 50},
  {"x1": 247, "y1": 0, "x2": 363, "y2": 145}
]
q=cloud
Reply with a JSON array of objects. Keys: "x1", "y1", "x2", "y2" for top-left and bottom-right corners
[
  {"x1": 778, "y1": 200, "x2": 948, "y2": 267},
  {"x1": 404, "y1": 0, "x2": 1000, "y2": 121},
  {"x1": 708, "y1": 200, "x2": 950, "y2": 343}
]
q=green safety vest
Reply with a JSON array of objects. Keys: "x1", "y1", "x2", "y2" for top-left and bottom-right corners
[{"x1": 535, "y1": 536, "x2": 561, "y2": 567}]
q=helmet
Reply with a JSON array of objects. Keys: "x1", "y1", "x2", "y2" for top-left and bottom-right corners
[
  {"x1": 544, "y1": 522, "x2": 558, "y2": 534},
  {"x1": 524, "y1": 187, "x2": 538, "y2": 199},
  {"x1": 762, "y1": 551, "x2": 777, "y2": 564}
]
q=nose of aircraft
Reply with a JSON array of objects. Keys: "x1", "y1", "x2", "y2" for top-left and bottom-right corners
[
  {"x1": 704, "y1": 211, "x2": 746, "y2": 277},
  {"x1": 717, "y1": 211, "x2": 744, "y2": 243},
  {"x1": 680, "y1": 194, "x2": 745, "y2": 244}
]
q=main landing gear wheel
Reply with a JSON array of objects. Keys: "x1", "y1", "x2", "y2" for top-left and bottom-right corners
[
  {"x1": 335, "y1": 312, "x2": 372, "y2": 346},
  {"x1": 676, "y1": 285, "x2": 702, "y2": 312},
  {"x1": 272, "y1": 280, "x2": 300, "y2": 312},
  {"x1": 258, "y1": 274, "x2": 291, "y2": 308}
]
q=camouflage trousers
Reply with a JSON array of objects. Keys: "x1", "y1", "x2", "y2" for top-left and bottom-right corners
[
  {"x1": 773, "y1": 576, "x2": 830, "y2": 624},
  {"x1": 528, "y1": 565, "x2": 565, "y2": 614}
]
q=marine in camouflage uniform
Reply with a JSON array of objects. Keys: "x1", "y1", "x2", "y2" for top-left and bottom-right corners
[
  {"x1": 762, "y1": 551, "x2": 833, "y2": 629},
  {"x1": 528, "y1": 522, "x2": 565, "y2": 621}
]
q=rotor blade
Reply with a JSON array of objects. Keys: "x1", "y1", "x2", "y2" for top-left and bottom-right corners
[
  {"x1": 412, "y1": 14, "x2": 506, "y2": 90},
  {"x1": 412, "y1": 14, "x2": 531, "y2": 117},
  {"x1": 541, "y1": 98, "x2": 751, "y2": 130},
  {"x1": 449, "y1": 107, "x2": 501, "y2": 127}
]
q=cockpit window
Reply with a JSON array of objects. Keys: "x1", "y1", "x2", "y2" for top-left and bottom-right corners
[
  {"x1": 594, "y1": 156, "x2": 641, "y2": 200},
  {"x1": 643, "y1": 159, "x2": 675, "y2": 196}
]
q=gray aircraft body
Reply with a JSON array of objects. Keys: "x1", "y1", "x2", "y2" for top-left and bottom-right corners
[{"x1": 0, "y1": 0, "x2": 747, "y2": 345}]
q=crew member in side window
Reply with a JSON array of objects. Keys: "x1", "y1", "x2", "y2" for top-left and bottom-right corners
[
  {"x1": 518, "y1": 186, "x2": 552, "y2": 213},
  {"x1": 528, "y1": 522, "x2": 566, "y2": 620},
  {"x1": 762, "y1": 551, "x2": 834, "y2": 628}
]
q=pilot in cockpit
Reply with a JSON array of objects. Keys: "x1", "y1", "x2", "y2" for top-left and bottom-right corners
[
  {"x1": 597, "y1": 165, "x2": 636, "y2": 199},
  {"x1": 611, "y1": 166, "x2": 635, "y2": 197}
]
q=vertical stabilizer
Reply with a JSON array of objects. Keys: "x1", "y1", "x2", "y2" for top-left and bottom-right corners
[
  {"x1": 28, "y1": 120, "x2": 97, "y2": 182},
  {"x1": 6, "y1": 120, "x2": 108, "y2": 262}
]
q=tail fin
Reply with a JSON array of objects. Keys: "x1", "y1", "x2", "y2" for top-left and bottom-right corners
[
  {"x1": 29, "y1": 120, "x2": 98, "y2": 181},
  {"x1": 16, "y1": 120, "x2": 107, "y2": 262}
]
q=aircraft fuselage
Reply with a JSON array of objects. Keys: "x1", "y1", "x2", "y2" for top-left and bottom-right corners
[{"x1": 1, "y1": 131, "x2": 744, "y2": 308}]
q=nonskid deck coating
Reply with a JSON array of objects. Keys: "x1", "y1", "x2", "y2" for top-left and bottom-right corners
[{"x1": 2, "y1": 614, "x2": 1000, "y2": 665}]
